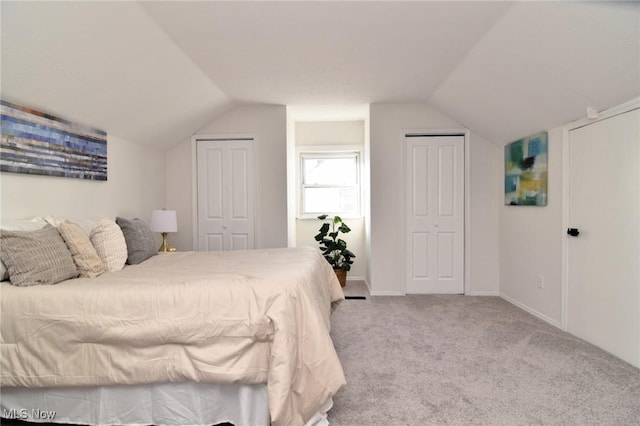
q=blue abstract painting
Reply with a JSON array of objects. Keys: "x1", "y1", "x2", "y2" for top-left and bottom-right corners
[
  {"x1": 505, "y1": 131, "x2": 548, "y2": 206},
  {"x1": 0, "y1": 100, "x2": 107, "y2": 180}
]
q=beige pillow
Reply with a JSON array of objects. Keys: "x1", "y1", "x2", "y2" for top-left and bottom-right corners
[
  {"x1": 90, "y1": 219, "x2": 127, "y2": 272},
  {"x1": 59, "y1": 221, "x2": 106, "y2": 278},
  {"x1": 0, "y1": 225, "x2": 79, "y2": 286}
]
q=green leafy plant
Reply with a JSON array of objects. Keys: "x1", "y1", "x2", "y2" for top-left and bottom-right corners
[{"x1": 314, "y1": 214, "x2": 356, "y2": 271}]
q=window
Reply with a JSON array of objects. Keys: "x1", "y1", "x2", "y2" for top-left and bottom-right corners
[{"x1": 300, "y1": 152, "x2": 360, "y2": 217}]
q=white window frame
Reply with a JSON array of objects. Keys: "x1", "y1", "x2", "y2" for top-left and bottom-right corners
[{"x1": 297, "y1": 145, "x2": 362, "y2": 219}]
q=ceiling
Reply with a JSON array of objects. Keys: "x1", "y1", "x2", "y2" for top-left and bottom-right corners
[{"x1": 1, "y1": 1, "x2": 638, "y2": 149}]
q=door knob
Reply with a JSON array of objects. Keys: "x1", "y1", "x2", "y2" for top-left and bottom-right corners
[{"x1": 567, "y1": 228, "x2": 580, "y2": 237}]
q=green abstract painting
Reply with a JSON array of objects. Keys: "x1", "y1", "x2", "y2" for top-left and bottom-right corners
[{"x1": 505, "y1": 131, "x2": 548, "y2": 206}]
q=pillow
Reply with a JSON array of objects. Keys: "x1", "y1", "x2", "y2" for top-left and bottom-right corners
[
  {"x1": 0, "y1": 217, "x2": 48, "y2": 281},
  {"x1": 0, "y1": 225, "x2": 79, "y2": 286},
  {"x1": 90, "y1": 219, "x2": 127, "y2": 271},
  {"x1": 59, "y1": 221, "x2": 106, "y2": 278},
  {"x1": 72, "y1": 218, "x2": 100, "y2": 235},
  {"x1": 43, "y1": 215, "x2": 65, "y2": 228},
  {"x1": 115, "y1": 217, "x2": 157, "y2": 265}
]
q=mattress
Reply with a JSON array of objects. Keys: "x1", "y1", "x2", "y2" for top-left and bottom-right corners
[{"x1": 1, "y1": 247, "x2": 346, "y2": 426}]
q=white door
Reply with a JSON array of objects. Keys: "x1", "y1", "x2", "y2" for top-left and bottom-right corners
[
  {"x1": 567, "y1": 108, "x2": 639, "y2": 367},
  {"x1": 196, "y1": 139, "x2": 255, "y2": 251},
  {"x1": 405, "y1": 135, "x2": 464, "y2": 294}
]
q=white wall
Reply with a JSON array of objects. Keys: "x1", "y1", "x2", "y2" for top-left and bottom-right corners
[
  {"x1": 164, "y1": 140, "x2": 192, "y2": 250},
  {"x1": 498, "y1": 127, "x2": 565, "y2": 326},
  {"x1": 369, "y1": 102, "x2": 500, "y2": 295},
  {"x1": 499, "y1": 127, "x2": 563, "y2": 325},
  {"x1": 469, "y1": 133, "x2": 502, "y2": 295},
  {"x1": 295, "y1": 121, "x2": 364, "y2": 147},
  {"x1": 294, "y1": 120, "x2": 367, "y2": 280},
  {"x1": 0, "y1": 135, "x2": 165, "y2": 224},
  {"x1": 165, "y1": 104, "x2": 288, "y2": 251}
]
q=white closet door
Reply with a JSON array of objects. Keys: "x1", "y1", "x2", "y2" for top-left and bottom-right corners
[
  {"x1": 567, "y1": 108, "x2": 639, "y2": 367},
  {"x1": 197, "y1": 139, "x2": 255, "y2": 251},
  {"x1": 405, "y1": 135, "x2": 464, "y2": 294}
]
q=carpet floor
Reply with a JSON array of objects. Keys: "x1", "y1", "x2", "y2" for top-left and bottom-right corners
[{"x1": 328, "y1": 293, "x2": 640, "y2": 425}]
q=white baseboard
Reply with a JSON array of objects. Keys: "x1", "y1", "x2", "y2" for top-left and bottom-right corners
[
  {"x1": 466, "y1": 291, "x2": 500, "y2": 296},
  {"x1": 500, "y1": 293, "x2": 562, "y2": 329},
  {"x1": 369, "y1": 290, "x2": 499, "y2": 297},
  {"x1": 346, "y1": 276, "x2": 365, "y2": 282},
  {"x1": 369, "y1": 290, "x2": 405, "y2": 296}
]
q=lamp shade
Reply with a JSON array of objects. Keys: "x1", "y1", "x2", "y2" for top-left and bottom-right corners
[{"x1": 150, "y1": 210, "x2": 177, "y2": 233}]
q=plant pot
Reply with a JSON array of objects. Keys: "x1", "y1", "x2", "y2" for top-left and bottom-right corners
[{"x1": 334, "y1": 269, "x2": 347, "y2": 288}]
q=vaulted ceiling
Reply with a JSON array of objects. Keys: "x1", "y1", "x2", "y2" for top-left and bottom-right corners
[{"x1": 2, "y1": 1, "x2": 638, "y2": 149}]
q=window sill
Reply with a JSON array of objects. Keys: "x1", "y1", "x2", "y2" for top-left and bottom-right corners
[{"x1": 296, "y1": 216, "x2": 364, "y2": 221}]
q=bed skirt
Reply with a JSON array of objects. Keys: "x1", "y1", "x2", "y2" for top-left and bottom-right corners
[{"x1": 0, "y1": 382, "x2": 333, "y2": 426}]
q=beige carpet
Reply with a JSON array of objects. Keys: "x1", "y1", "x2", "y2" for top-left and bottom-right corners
[{"x1": 329, "y1": 291, "x2": 640, "y2": 425}]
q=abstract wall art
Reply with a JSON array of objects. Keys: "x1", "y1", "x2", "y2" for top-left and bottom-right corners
[
  {"x1": 0, "y1": 100, "x2": 107, "y2": 180},
  {"x1": 504, "y1": 131, "x2": 548, "y2": 206}
]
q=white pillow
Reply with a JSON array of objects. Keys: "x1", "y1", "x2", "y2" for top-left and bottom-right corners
[
  {"x1": 0, "y1": 217, "x2": 48, "y2": 281},
  {"x1": 90, "y1": 219, "x2": 127, "y2": 272},
  {"x1": 73, "y1": 218, "x2": 100, "y2": 235},
  {"x1": 43, "y1": 215, "x2": 65, "y2": 228},
  {"x1": 44, "y1": 216, "x2": 101, "y2": 235}
]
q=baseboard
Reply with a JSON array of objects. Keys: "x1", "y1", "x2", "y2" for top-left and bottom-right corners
[
  {"x1": 500, "y1": 293, "x2": 562, "y2": 329},
  {"x1": 369, "y1": 290, "x2": 499, "y2": 297},
  {"x1": 369, "y1": 290, "x2": 405, "y2": 296},
  {"x1": 466, "y1": 291, "x2": 500, "y2": 296}
]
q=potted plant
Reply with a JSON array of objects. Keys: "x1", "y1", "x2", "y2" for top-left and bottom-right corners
[{"x1": 314, "y1": 214, "x2": 356, "y2": 287}]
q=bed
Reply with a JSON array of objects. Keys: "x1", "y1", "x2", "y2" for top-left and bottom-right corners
[{"x1": 0, "y1": 246, "x2": 346, "y2": 426}]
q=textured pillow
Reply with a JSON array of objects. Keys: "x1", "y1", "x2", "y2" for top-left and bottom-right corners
[
  {"x1": 0, "y1": 225, "x2": 79, "y2": 286},
  {"x1": 59, "y1": 221, "x2": 106, "y2": 278},
  {"x1": 0, "y1": 218, "x2": 48, "y2": 281},
  {"x1": 116, "y1": 217, "x2": 157, "y2": 265},
  {"x1": 90, "y1": 219, "x2": 127, "y2": 271}
]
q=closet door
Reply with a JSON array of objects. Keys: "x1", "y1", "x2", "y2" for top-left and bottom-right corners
[
  {"x1": 196, "y1": 139, "x2": 255, "y2": 251},
  {"x1": 405, "y1": 135, "x2": 465, "y2": 294},
  {"x1": 567, "y1": 108, "x2": 639, "y2": 367}
]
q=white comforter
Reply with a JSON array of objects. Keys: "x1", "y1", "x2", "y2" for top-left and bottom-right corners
[{"x1": 0, "y1": 247, "x2": 346, "y2": 426}]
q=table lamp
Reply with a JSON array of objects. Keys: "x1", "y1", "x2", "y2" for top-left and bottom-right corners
[{"x1": 150, "y1": 209, "x2": 177, "y2": 252}]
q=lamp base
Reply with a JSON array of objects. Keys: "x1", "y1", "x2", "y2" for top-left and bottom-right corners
[{"x1": 158, "y1": 232, "x2": 176, "y2": 252}]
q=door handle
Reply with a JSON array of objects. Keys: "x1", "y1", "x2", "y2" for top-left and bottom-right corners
[{"x1": 567, "y1": 228, "x2": 580, "y2": 237}]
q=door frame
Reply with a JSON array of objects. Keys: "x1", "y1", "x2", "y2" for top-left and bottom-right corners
[
  {"x1": 561, "y1": 98, "x2": 640, "y2": 331},
  {"x1": 191, "y1": 133, "x2": 258, "y2": 251},
  {"x1": 402, "y1": 128, "x2": 471, "y2": 295}
]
